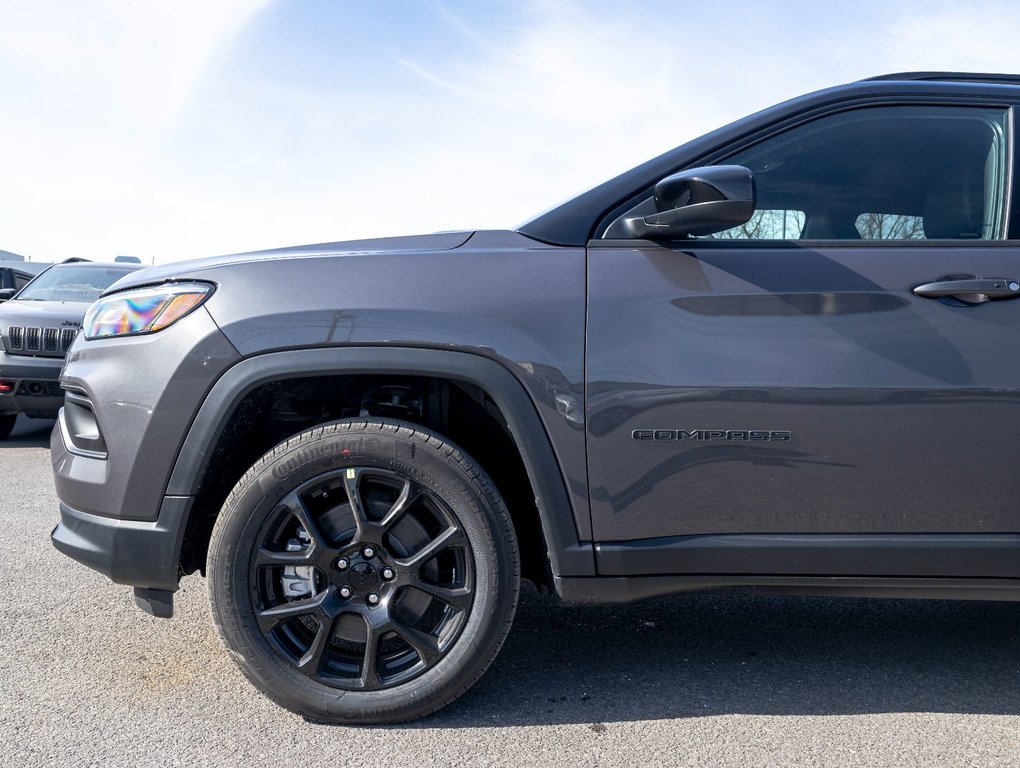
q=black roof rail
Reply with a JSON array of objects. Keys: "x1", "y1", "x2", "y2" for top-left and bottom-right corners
[{"x1": 864, "y1": 72, "x2": 1020, "y2": 85}]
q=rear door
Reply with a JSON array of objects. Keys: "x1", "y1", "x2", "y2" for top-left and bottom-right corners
[{"x1": 586, "y1": 102, "x2": 1020, "y2": 577}]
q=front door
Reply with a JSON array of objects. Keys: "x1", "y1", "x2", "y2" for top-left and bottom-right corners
[{"x1": 586, "y1": 102, "x2": 1020, "y2": 577}]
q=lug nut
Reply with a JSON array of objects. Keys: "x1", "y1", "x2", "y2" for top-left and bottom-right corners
[
  {"x1": 336, "y1": 557, "x2": 349, "y2": 571},
  {"x1": 381, "y1": 567, "x2": 395, "y2": 581},
  {"x1": 339, "y1": 586, "x2": 352, "y2": 599},
  {"x1": 367, "y1": 593, "x2": 380, "y2": 606},
  {"x1": 362, "y1": 545, "x2": 376, "y2": 559}
]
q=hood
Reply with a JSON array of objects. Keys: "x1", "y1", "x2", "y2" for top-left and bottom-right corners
[
  {"x1": 0, "y1": 299, "x2": 88, "y2": 325},
  {"x1": 106, "y1": 231, "x2": 475, "y2": 293}
]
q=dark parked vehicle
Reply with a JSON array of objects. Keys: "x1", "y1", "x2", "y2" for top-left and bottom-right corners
[
  {"x1": 50, "y1": 72, "x2": 1020, "y2": 723},
  {"x1": 0, "y1": 262, "x2": 139, "y2": 436},
  {"x1": 0, "y1": 260, "x2": 47, "y2": 297}
]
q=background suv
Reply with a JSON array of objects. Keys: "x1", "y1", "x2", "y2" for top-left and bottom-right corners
[{"x1": 0, "y1": 261, "x2": 138, "y2": 437}]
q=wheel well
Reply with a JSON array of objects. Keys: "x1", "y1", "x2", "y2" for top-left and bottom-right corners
[{"x1": 179, "y1": 374, "x2": 551, "y2": 589}]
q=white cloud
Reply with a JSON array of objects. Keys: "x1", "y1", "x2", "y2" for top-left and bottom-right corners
[
  {"x1": 1, "y1": 0, "x2": 1019, "y2": 263},
  {"x1": 0, "y1": 0, "x2": 272, "y2": 262}
]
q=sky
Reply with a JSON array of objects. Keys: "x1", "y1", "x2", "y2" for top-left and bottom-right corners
[{"x1": 2, "y1": 0, "x2": 1020, "y2": 264}]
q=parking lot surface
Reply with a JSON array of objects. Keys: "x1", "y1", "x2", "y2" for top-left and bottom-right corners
[{"x1": 2, "y1": 416, "x2": 1020, "y2": 767}]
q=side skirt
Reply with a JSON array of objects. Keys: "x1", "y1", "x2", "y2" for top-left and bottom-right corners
[{"x1": 555, "y1": 574, "x2": 1020, "y2": 604}]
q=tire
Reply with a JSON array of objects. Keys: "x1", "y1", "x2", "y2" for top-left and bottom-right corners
[
  {"x1": 208, "y1": 418, "x2": 520, "y2": 724},
  {"x1": 0, "y1": 414, "x2": 16, "y2": 440}
]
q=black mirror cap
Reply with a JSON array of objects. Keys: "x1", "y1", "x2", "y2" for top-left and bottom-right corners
[
  {"x1": 622, "y1": 165, "x2": 756, "y2": 239},
  {"x1": 0, "y1": 288, "x2": 16, "y2": 302}
]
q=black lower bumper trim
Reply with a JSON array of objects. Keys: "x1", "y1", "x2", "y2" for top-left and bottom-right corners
[
  {"x1": 51, "y1": 496, "x2": 192, "y2": 592},
  {"x1": 5, "y1": 392, "x2": 63, "y2": 418}
]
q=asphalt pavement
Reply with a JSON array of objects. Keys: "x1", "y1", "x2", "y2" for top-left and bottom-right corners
[{"x1": 2, "y1": 416, "x2": 1019, "y2": 767}]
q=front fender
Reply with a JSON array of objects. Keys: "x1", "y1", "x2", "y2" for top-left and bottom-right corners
[{"x1": 166, "y1": 346, "x2": 595, "y2": 576}]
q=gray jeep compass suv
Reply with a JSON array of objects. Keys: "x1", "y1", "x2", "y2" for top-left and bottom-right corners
[{"x1": 50, "y1": 72, "x2": 1020, "y2": 723}]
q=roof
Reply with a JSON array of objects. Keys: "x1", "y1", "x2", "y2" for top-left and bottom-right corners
[{"x1": 864, "y1": 72, "x2": 1020, "y2": 86}]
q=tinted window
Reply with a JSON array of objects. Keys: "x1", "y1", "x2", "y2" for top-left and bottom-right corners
[
  {"x1": 715, "y1": 105, "x2": 1009, "y2": 240},
  {"x1": 608, "y1": 105, "x2": 1009, "y2": 241},
  {"x1": 714, "y1": 209, "x2": 805, "y2": 239},
  {"x1": 17, "y1": 266, "x2": 134, "y2": 302},
  {"x1": 854, "y1": 212, "x2": 925, "y2": 239}
]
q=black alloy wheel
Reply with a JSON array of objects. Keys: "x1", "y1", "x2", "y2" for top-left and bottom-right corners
[{"x1": 251, "y1": 466, "x2": 475, "y2": 690}]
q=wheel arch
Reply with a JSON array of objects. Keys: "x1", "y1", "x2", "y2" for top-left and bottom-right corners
[{"x1": 166, "y1": 346, "x2": 595, "y2": 582}]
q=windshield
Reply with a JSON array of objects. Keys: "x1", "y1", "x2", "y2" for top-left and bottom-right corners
[{"x1": 17, "y1": 266, "x2": 134, "y2": 302}]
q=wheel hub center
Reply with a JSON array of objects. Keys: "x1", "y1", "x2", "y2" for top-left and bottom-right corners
[{"x1": 348, "y1": 561, "x2": 379, "y2": 592}]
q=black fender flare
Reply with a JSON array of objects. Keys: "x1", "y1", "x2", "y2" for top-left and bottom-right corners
[{"x1": 166, "y1": 346, "x2": 595, "y2": 577}]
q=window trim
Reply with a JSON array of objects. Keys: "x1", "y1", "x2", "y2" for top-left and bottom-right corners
[
  {"x1": 590, "y1": 237, "x2": 1020, "y2": 250},
  {"x1": 594, "y1": 98, "x2": 1017, "y2": 246}
]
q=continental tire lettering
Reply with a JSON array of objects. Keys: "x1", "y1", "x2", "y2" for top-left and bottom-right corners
[{"x1": 270, "y1": 436, "x2": 380, "y2": 479}]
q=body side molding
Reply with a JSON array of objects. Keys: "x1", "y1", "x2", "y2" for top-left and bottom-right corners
[{"x1": 596, "y1": 533, "x2": 1020, "y2": 578}]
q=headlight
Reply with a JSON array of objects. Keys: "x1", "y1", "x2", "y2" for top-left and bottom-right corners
[{"x1": 83, "y1": 282, "x2": 212, "y2": 340}]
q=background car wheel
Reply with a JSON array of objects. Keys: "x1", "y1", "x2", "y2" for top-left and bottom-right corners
[
  {"x1": 0, "y1": 414, "x2": 17, "y2": 440},
  {"x1": 207, "y1": 418, "x2": 520, "y2": 724}
]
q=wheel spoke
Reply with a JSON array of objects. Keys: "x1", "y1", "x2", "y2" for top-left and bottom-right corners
[
  {"x1": 256, "y1": 592, "x2": 326, "y2": 630},
  {"x1": 409, "y1": 580, "x2": 473, "y2": 613},
  {"x1": 395, "y1": 525, "x2": 465, "y2": 568},
  {"x1": 359, "y1": 619, "x2": 383, "y2": 688},
  {"x1": 377, "y1": 478, "x2": 421, "y2": 531},
  {"x1": 283, "y1": 490, "x2": 331, "y2": 550},
  {"x1": 297, "y1": 615, "x2": 335, "y2": 676},
  {"x1": 342, "y1": 470, "x2": 370, "y2": 536},
  {"x1": 254, "y1": 546, "x2": 314, "y2": 568},
  {"x1": 389, "y1": 619, "x2": 441, "y2": 664}
]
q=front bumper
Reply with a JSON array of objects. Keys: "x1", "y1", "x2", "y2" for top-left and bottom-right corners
[
  {"x1": 50, "y1": 306, "x2": 240, "y2": 614},
  {"x1": 0, "y1": 352, "x2": 64, "y2": 417},
  {"x1": 50, "y1": 496, "x2": 192, "y2": 592}
]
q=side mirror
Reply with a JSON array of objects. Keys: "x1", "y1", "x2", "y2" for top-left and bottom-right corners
[
  {"x1": 621, "y1": 165, "x2": 756, "y2": 239},
  {"x1": 0, "y1": 289, "x2": 15, "y2": 302}
]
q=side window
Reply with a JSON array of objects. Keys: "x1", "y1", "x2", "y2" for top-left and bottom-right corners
[
  {"x1": 609, "y1": 105, "x2": 1010, "y2": 241},
  {"x1": 715, "y1": 209, "x2": 806, "y2": 239},
  {"x1": 854, "y1": 213, "x2": 924, "y2": 239}
]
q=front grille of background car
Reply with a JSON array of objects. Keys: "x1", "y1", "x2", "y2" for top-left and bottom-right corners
[{"x1": 5, "y1": 325, "x2": 77, "y2": 357}]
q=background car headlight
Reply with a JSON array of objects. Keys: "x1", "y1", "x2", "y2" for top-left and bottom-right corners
[{"x1": 83, "y1": 282, "x2": 212, "y2": 340}]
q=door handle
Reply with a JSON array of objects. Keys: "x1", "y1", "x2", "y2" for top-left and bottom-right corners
[{"x1": 913, "y1": 278, "x2": 1020, "y2": 304}]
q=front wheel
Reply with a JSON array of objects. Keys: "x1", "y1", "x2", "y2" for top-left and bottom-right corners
[{"x1": 208, "y1": 419, "x2": 520, "y2": 724}]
